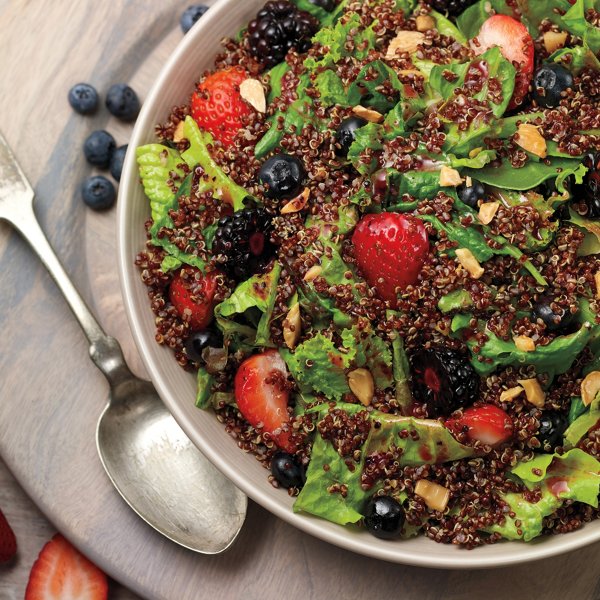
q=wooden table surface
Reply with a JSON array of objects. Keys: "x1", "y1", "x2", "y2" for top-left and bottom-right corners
[{"x1": 2, "y1": 1, "x2": 600, "y2": 599}]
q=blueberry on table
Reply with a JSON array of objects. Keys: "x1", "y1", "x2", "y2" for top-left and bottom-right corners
[
  {"x1": 109, "y1": 144, "x2": 128, "y2": 182},
  {"x1": 335, "y1": 116, "x2": 367, "y2": 158},
  {"x1": 535, "y1": 411, "x2": 568, "y2": 453},
  {"x1": 259, "y1": 153, "x2": 305, "y2": 199},
  {"x1": 532, "y1": 64, "x2": 574, "y2": 109},
  {"x1": 106, "y1": 83, "x2": 140, "y2": 121},
  {"x1": 363, "y1": 495, "x2": 405, "y2": 540},
  {"x1": 184, "y1": 329, "x2": 224, "y2": 364},
  {"x1": 410, "y1": 347, "x2": 479, "y2": 417},
  {"x1": 180, "y1": 4, "x2": 209, "y2": 34},
  {"x1": 270, "y1": 451, "x2": 305, "y2": 488},
  {"x1": 458, "y1": 178, "x2": 486, "y2": 208},
  {"x1": 532, "y1": 295, "x2": 576, "y2": 333},
  {"x1": 68, "y1": 83, "x2": 99, "y2": 115},
  {"x1": 83, "y1": 130, "x2": 116, "y2": 169},
  {"x1": 81, "y1": 176, "x2": 116, "y2": 211}
]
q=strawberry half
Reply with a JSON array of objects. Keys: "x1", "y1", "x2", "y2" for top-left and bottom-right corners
[
  {"x1": 190, "y1": 67, "x2": 254, "y2": 148},
  {"x1": 234, "y1": 349, "x2": 294, "y2": 452},
  {"x1": 0, "y1": 509, "x2": 17, "y2": 563},
  {"x1": 25, "y1": 534, "x2": 108, "y2": 600},
  {"x1": 447, "y1": 404, "x2": 514, "y2": 446},
  {"x1": 472, "y1": 15, "x2": 534, "y2": 109},
  {"x1": 169, "y1": 267, "x2": 220, "y2": 331},
  {"x1": 351, "y1": 212, "x2": 429, "y2": 307}
]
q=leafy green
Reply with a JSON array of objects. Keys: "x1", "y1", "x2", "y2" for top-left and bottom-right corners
[
  {"x1": 570, "y1": 208, "x2": 600, "y2": 256},
  {"x1": 347, "y1": 60, "x2": 403, "y2": 113},
  {"x1": 195, "y1": 368, "x2": 215, "y2": 409},
  {"x1": 267, "y1": 62, "x2": 290, "y2": 102},
  {"x1": 438, "y1": 290, "x2": 473, "y2": 313},
  {"x1": 314, "y1": 70, "x2": 347, "y2": 107},
  {"x1": 568, "y1": 397, "x2": 588, "y2": 424},
  {"x1": 429, "y1": 8, "x2": 467, "y2": 43},
  {"x1": 459, "y1": 323, "x2": 592, "y2": 377},
  {"x1": 388, "y1": 311, "x2": 413, "y2": 414},
  {"x1": 562, "y1": 0, "x2": 600, "y2": 54},
  {"x1": 549, "y1": 44, "x2": 600, "y2": 72},
  {"x1": 456, "y1": 0, "x2": 513, "y2": 39},
  {"x1": 489, "y1": 449, "x2": 600, "y2": 541}
]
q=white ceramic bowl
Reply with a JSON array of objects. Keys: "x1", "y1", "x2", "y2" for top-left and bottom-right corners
[{"x1": 118, "y1": 0, "x2": 600, "y2": 568}]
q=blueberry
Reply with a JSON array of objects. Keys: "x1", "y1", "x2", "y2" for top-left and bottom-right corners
[
  {"x1": 458, "y1": 178, "x2": 486, "y2": 208},
  {"x1": 106, "y1": 83, "x2": 140, "y2": 121},
  {"x1": 184, "y1": 329, "x2": 223, "y2": 363},
  {"x1": 259, "y1": 154, "x2": 305, "y2": 199},
  {"x1": 363, "y1": 495, "x2": 405, "y2": 540},
  {"x1": 308, "y1": 0, "x2": 335, "y2": 11},
  {"x1": 335, "y1": 116, "x2": 367, "y2": 157},
  {"x1": 535, "y1": 411, "x2": 568, "y2": 452},
  {"x1": 532, "y1": 295, "x2": 577, "y2": 333},
  {"x1": 83, "y1": 130, "x2": 116, "y2": 169},
  {"x1": 578, "y1": 152, "x2": 600, "y2": 220},
  {"x1": 532, "y1": 64, "x2": 574, "y2": 109},
  {"x1": 270, "y1": 451, "x2": 305, "y2": 488},
  {"x1": 180, "y1": 4, "x2": 209, "y2": 33},
  {"x1": 68, "y1": 83, "x2": 99, "y2": 115},
  {"x1": 109, "y1": 144, "x2": 128, "y2": 182},
  {"x1": 81, "y1": 176, "x2": 116, "y2": 211}
]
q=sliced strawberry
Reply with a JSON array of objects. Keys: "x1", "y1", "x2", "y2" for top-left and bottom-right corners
[
  {"x1": 472, "y1": 15, "x2": 534, "y2": 109},
  {"x1": 0, "y1": 509, "x2": 17, "y2": 563},
  {"x1": 169, "y1": 267, "x2": 220, "y2": 331},
  {"x1": 25, "y1": 534, "x2": 108, "y2": 600},
  {"x1": 190, "y1": 67, "x2": 254, "y2": 148},
  {"x1": 235, "y1": 349, "x2": 294, "y2": 452},
  {"x1": 351, "y1": 212, "x2": 429, "y2": 308},
  {"x1": 447, "y1": 404, "x2": 514, "y2": 446}
]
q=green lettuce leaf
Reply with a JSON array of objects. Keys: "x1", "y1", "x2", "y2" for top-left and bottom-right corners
[
  {"x1": 195, "y1": 368, "x2": 215, "y2": 409},
  {"x1": 561, "y1": 0, "x2": 600, "y2": 54},
  {"x1": 456, "y1": 0, "x2": 513, "y2": 39},
  {"x1": 429, "y1": 8, "x2": 467, "y2": 43},
  {"x1": 347, "y1": 60, "x2": 403, "y2": 113}
]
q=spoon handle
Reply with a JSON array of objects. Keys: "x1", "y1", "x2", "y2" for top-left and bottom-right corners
[{"x1": 0, "y1": 133, "x2": 132, "y2": 387}]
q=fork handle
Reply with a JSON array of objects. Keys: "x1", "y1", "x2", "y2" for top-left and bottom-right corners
[{"x1": 3, "y1": 199, "x2": 132, "y2": 386}]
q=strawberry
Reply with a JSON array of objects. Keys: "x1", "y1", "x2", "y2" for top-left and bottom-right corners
[
  {"x1": 190, "y1": 67, "x2": 254, "y2": 148},
  {"x1": 0, "y1": 509, "x2": 17, "y2": 563},
  {"x1": 446, "y1": 404, "x2": 514, "y2": 446},
  {"x1": 25, "y1": 534, "x2": 108, "y2": 600},
  {"x1": 351, "y1": 212, "x2": 429, "y2": 307},
  {"x1": 472, "y1": 15, "x2": 534, "y2": 109},
  {"x1": 169, "y1": 267, "x2": 220, "y2": 331},
  {"x1": 234, "y1": 349, "x2": 294, "y2": 452}
]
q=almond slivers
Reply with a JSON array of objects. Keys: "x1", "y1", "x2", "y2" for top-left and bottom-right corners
[
  {"x1": 386, "y1": 31, "x2": 425, "y2": 59},
  {"x1": 518, "y1": 378, "x2": 546, "y2": 408},
  {"x1": 239, "y1": 78, "x2": 266, "y2": 113},
  {"x1": 348, "y1": 368, "x2": 375, "y2": 406},
  {"x1": 513, "y1": 335, "x2": 536, "y2": 352},
  {"x1": 515, "y1": 124, "x2": 547, "y2": 158},
  {"x1": 352, "y1": 105, "x2": 384, "y2": 123},
  {"x1": 415, "y1": 480, "x2": 450, "y2": 512},
  {"x1": 581, "y1": 371, "x2": 600, "y2": 407},
  {"x1": 281, "y1": 188, "x2": 310, "y2": 214},
  {"x1": 478, "y1": 201, "x2": 500, "y2": 225},
  {"x1": 500, "y1": 386, "x2": 524, "y2": 402},
  {"x1": 439, "y1": 166, "x2": 463, "y2": 187},
  {"x1": 455, "y1": 248, "x2": 484, "y2": 279},
  {"x1": 283, "y1": 303, "x2": 301, "y2": 350}
]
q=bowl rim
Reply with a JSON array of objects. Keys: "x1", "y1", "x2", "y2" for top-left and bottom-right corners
[{"x1": 117, "y1": 0, "x2": 600, "y2": 569}]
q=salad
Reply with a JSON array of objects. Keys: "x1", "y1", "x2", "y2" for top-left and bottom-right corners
[{"x1": 135, "y1": 0, "x2": 600, "y2": 548}]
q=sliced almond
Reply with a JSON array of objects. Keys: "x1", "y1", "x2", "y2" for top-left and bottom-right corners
[
  {"x1": 386, "y1": 30, "x2": 425, "y2": 59},
  {"x1": 455, "y1": 248, "x2": 484, "y2": 279},
  {"x1": 281, "y1": 187, "x2": 310, "y2": 214},
  {"x1": 415, "y1": 480, "x2": 450, "y2": 513},
  {"x1": 352, "y1": 105, "x2": 384, "y2": 124},
  {"x1": 478, "y1": 201, "x2": 500, "y2": 225},
  {"x1": 543, "y1": 30, "x2": 568, "y2": 54},
  {"x1": 515, "y1": 124, "x2": 547, "y2": 159},
  {"x1": 283, "y1": 303, "x2": 301, "y2": 350},
  {"x1": 439, "y1": 166, "x2": 463, "y2": 187},
  {"x1": 595, "y1": 272, "x2": 600, "y2": 299},
  {"x1": 239, "y1": 78, "x2": 266, "y2": 113},
  {"x1": 303, "y1": 265, "x2": 322, "y2": 282},
  {"x1": 416, "y1": 15, "x2": 435, "y2": 32},
  {"x1": 173, "y1": 120, "x2": 185, "y2": 143},
  {"x1": 581, "y1": 371, "x2": 600, "y2": 406},
  {"x1": 500, "y1": 386, "x2": 524, "y2": 402},
  {"x1": 517, "y1": 378, "x2": 546, "y2": 408},
  {"x1": 514, "y1": 335, "x2": 536, "y2": 352},
  {"x1": 348, "y1": 368, "x2": 374, "y2": 407}
]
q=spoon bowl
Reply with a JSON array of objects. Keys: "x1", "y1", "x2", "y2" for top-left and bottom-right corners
[{"x1": 0, "y1": 131, "x2": 247, "y2": 554}]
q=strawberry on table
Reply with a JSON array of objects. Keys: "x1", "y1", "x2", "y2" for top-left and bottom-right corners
[
  {"x1": 235, "y1": 349, "x2": 295, "y2": 452},
  {"x1": 472, "y1": 15, "x2": 534, "y2": 109},
  {"x1": 351, "y1": 212, "x2": 429, "y2": 307},
  {"x1": 446, "y1": 404, "x2": 514, "y2": 446},
  {"x1": 0, "y1": 509, "x2": 17, "y2": 563},
  {"x1": 25, "y1": 534, "x2": 108, "y2": 600},
  {"x1": 190, "y1": 66, "x2": 254, "y2": 148},
  {"x1": 169, "y1": 266, "x2": 220, "y2": 331}
]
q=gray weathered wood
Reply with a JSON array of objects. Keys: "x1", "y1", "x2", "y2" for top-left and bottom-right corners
[{"x1": 1, "y1": 1, "x2": 600, "y2": 599}]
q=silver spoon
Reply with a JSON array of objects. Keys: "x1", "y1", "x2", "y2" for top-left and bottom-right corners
[{"x1": 0, "y1": 132, "x2": 247, "y2": 554}]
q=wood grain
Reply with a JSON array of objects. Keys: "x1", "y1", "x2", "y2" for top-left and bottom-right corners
[{"x1": 1, "y1": 1, "x2": 600, "y2": 599}]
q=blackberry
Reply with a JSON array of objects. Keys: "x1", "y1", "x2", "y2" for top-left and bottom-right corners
[
  {"x1": 212, "y1": 208, "x2": 275, "y2": 280},
  {"x1": 247, "y1": 1, "x2": 319, "y2": 68},
  {"x1": 410, "y1": 348, "x2": 479, "y2": 417},
  {"x1": 428, "y1": 0, "x2": 477, "y2": 17}
]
